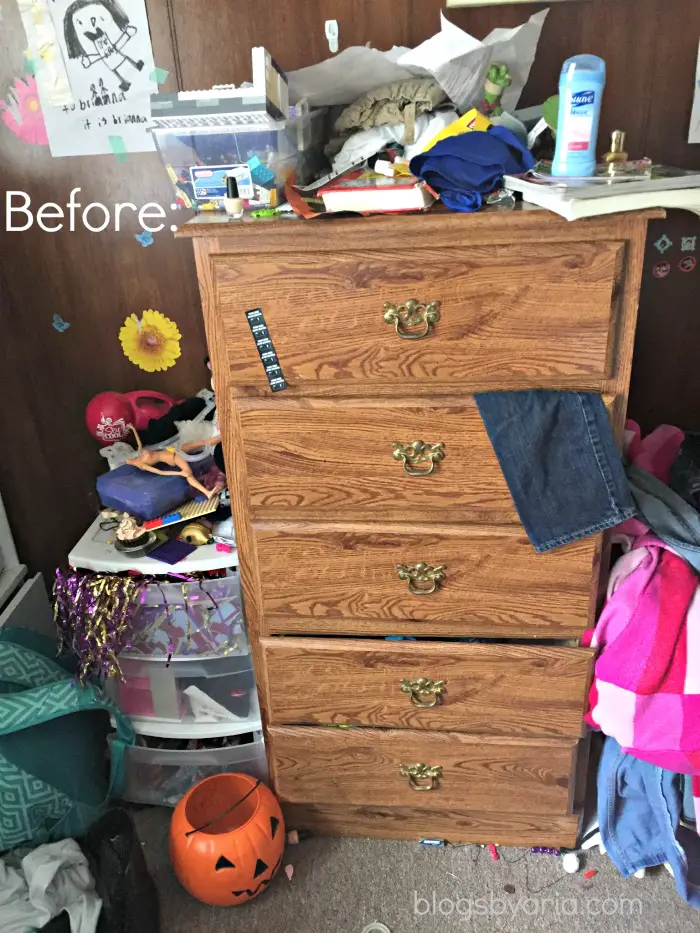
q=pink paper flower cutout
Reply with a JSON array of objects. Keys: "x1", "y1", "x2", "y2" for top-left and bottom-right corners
[{"x1": 1, "y1": 75, "x2": 48, "y2": 146}]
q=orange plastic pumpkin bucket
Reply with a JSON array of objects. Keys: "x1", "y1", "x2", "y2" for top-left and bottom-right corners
[{"x1": 170, "y1": 772, "x2": 284, "y2": 906}]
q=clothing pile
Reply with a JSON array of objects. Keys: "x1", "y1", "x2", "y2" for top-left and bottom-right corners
[
  {"x1": 585, "y1": 421, "x2": 700, "y2": 907},
  {"x1": 0, "y1": 840, "x2": 101, "y2": 933},
  {"x1": 472, "y1": 394, "x2": 700, "y2": 907}
]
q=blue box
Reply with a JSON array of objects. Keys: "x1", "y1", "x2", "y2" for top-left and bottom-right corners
[{"x1": 97, "y1": 465, "x2": 190, "y2": 521}]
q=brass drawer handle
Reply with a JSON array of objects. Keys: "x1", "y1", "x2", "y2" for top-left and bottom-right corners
[
  {"x1": 397, "y1": 562, "x2": 446, "y2": 596},
  {"x1": 399, "y1": 763, "x2": 443, "y2": 791},
  {"x1": 392, "y1": 440, "x2": 444, "y2": 476},
  {"x1": 383, "y1": 299, "x2": 440, "y2": 340},
  {"x1": 400, "y1": 677, "x2": 446, "y2": 708}
]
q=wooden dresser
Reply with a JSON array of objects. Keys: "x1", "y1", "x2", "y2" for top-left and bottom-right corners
[{"x1": 181, "y1": 206, "x2": 658, "y2": 847}]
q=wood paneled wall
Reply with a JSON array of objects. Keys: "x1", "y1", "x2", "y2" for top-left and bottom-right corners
[{"x1": 0, "y1": 0, "x2": 698, "y2": 577}]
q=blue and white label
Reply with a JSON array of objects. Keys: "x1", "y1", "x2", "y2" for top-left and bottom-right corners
[
  {"x1": 190, "y1": 164, "x2": 255, "y2": 201},
  {"x1": 566, "y1": 89, "x2": 596, "y2": 151},
  {"x1": 571, "y1": 90, "x2": 596, "y2": 109}
]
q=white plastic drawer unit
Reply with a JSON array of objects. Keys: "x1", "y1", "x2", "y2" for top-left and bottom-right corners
[
  {"x1": 110, "y1": 653, "x2": 260, "y2": 733},
  {"x1": 124, "y1": 572, "x2": 247, "y2": 660},
  {"x1": 114, "y1": 732, "x2": 268, "y2": 807}
]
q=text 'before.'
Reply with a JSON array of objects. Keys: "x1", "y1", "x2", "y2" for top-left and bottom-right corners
[{"x1": 3, "y1": 189, "x2": 179, "y2": 233}]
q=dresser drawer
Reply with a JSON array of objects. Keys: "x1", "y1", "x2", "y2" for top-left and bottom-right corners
[
  {"x1": 268, "y1": 726, "x2": 578, "y2": 815},
  {"x1": 240, "y1": 396, "x2": 517, "y2": 523},
  {"x1": 281, "y1": 803, "x2": 580, "y2": 847},
  {"x1": 262, "y1": 638, "x2": 592, "y2": 737},
  {"x1": 217, "y1": 242, "x2": 623, "y2": 387},
  {"x1": 255, "y1": 525, "x2": 597, "y2": 637}
]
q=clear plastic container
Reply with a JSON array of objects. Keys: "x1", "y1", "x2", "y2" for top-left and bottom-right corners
[
  {"x1": 156, "y1": 124, "x2": 295, "y2": 205},
  {"x1": 109, "y1": 653, "x2": 257, "y2": 726},
  {"x1": 153, "y1": 110, "x2": 326, "y2": 210},
  {"x1": 124, "y1": 572, "x2": 247, "y2": 659},
  {"x1": 112, "y1": 732, "x2": 268, "y2": 807}
]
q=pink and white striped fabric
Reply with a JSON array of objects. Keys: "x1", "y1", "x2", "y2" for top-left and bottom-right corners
[{"x1": 586, "y1": 535, "x2": 700, "y2": 805}]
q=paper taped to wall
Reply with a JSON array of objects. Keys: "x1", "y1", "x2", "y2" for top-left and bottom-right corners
[
  {"x1": 17, "y1": 0, "x2": 73, "y2": 107},
  {"x1": 287, "y1": 8, "x2": 548, "y2": 113},
  {"x1": 38, "y1": 0, "x2": 156, "y2": 157},
  {"x1": 689, "y1": 39, "x2": 700, "y2": 144}
]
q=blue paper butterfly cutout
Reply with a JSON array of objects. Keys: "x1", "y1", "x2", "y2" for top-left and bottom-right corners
[
  {"x1": 135, "y1": 230, "x2": 154, "y2": 247},
  {"x1": 52, "y1": 314, "x2": 70, "y2": 333}
]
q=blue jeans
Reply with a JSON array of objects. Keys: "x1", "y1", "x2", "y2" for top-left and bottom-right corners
[
  {"x1": 599, "y1": 737, "x2": 700, "y2": 907},
  {"x1": 474, "y1": 391, "x2": 635, "y2": 552}
]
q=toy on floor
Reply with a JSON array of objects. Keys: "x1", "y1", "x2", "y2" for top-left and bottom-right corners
[
  {"x1": 170, "y1": 773, "x2": 284, "y2": 906},
  {"x1": 126, "y1": 425, "x2": 217, "y2": 500}
]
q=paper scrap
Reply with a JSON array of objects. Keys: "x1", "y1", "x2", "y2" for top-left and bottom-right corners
[
  {"x1": 17, "y1": 0, "x2": 73, "y2": 107},
  {"x1": 287, "y1": 8, "x2": 548, "y2": 113},
  {"x1": 38, "y1": 0, "x2": 157, "y2": 157},
  {"x1": 109, "y1": 134, "x2": 128, "y2": 161},
  {"x1": 689, "y1": 40, "x2": 700, "y2": 144},
  {"x1": 149, "y1": 66, "x2": 169, "y2": 85},
  {"x1": 135, "y1": 229, "x2": 153, "y2": 246}
]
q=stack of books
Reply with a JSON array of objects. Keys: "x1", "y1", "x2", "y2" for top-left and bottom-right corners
[{"x1": 503, "y1": 165, "x2": 700, "y2": 221}]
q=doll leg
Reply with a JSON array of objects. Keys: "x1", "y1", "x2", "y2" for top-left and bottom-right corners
[{"x1": 184, "y1": 473, "x2": 217, "y2": 499}]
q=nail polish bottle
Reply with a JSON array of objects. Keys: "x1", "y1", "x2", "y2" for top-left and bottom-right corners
[{"x1": 224, "y1": 175, "x2": 244, "y2": 219}]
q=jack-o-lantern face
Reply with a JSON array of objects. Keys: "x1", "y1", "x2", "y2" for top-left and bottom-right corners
[{"x1": 170, "y1": 772, "x2": 285, "y2": 906}]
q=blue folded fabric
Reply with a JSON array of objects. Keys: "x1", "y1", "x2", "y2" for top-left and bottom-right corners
[{"x1": 409, "y1": 124, "x2": 535, "y2": 213}]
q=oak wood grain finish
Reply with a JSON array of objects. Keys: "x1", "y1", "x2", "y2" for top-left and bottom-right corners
[
  {"x1": 282, "y1": 803, "x2": 581, "y2": 848},
  {"x1": 239, "y1": 396, "x2": 517, "y2": 523},
  {"x1": 192, "y1": 239, "x2": 269, "y2": 715},
  {"x1": 255, "y1": 524, "x2": 599, "y2": 637},
  {"x1": 187, "y1": 209, "x2": 658, "y2": 846},
  {"x1": 177, "y1": 205, "x2": 664, "y2": 251},
  {"x1": 268, "y1": 726, "x2": 578, "y2": 815},
  {"x1": 262, "y1": 638, "x2": 593, "y2": 737},
  {"x1": 215, "y1": 242, "x2": 622, "y2": 387}
]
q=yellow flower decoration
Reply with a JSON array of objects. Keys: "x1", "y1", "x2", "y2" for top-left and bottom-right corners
[{"x1": 119, "y1": 310, "x2": 181, "y2": 372}]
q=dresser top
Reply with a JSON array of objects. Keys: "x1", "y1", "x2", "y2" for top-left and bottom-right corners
[{"x1": 176, "y1": 203, "x2": 664, "y2": 248}]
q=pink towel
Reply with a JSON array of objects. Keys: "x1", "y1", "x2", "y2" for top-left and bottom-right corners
[{"x1": 587, "y1": 537, "x2": 700, "y2": 777}]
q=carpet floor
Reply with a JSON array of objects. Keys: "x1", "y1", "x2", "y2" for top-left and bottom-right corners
[{"x1": 135, "y1": 807, "x2": 699, "y2": 932}]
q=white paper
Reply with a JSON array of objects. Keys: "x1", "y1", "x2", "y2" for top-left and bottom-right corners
[
  {"x1": 479, "y1": 8, "x2": 549, "y2": 113},
  {"x1": 17, "y1": 0, "x2": 73, "y2": 106},
  {"x1": 41, "y1": 0, "x2": 156, "y2": 157},
  {"x1": 288, "y1": 46, "x2": 416, "y2": 107},
  {"x1": 397, "y1": 13, "x2": 490, "y2": 113},
  {"x1": 287, "y1": 8, "x2": 548, "y2": 114},
  {"x1": 689, "y1": 40, "x2": 700, "y2": 144}
]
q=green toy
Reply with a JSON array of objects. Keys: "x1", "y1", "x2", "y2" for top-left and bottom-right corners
[
  {"x1": 542, "y1": 95, "x2": 559, "y2": 134},
  {"x1": 480, "y1": 63, "x2": 512, "y2": 117}
]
